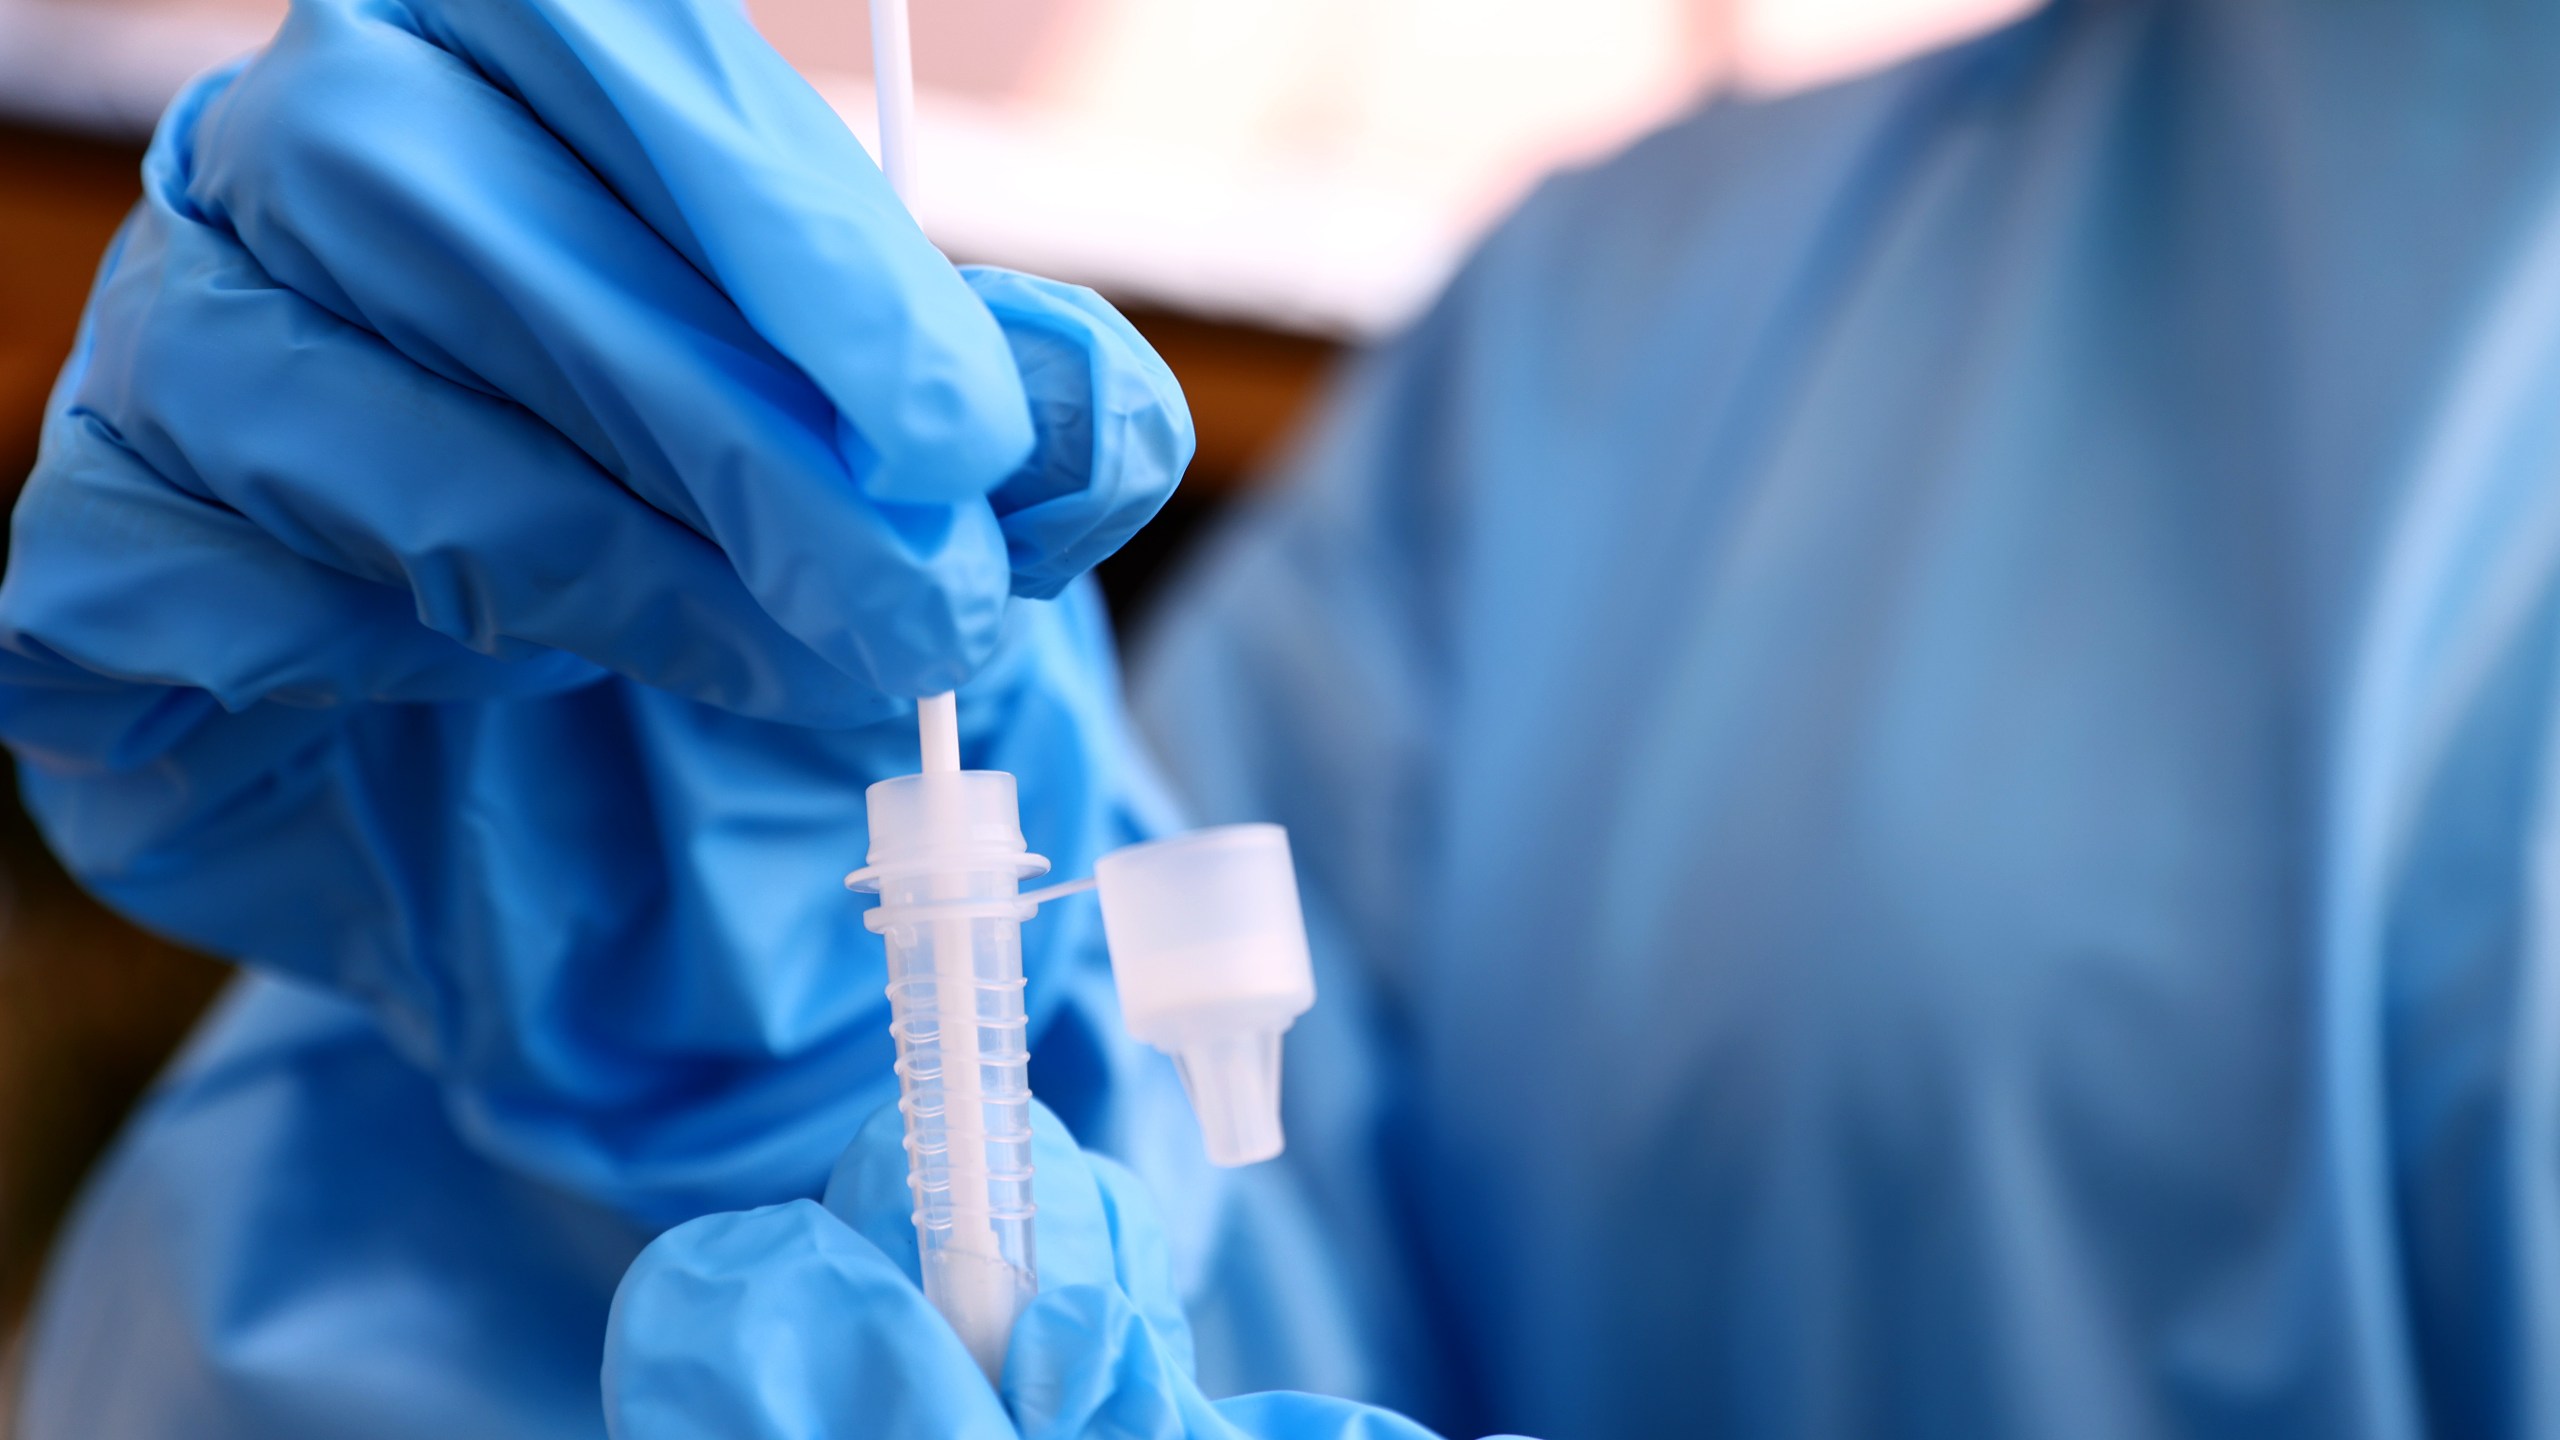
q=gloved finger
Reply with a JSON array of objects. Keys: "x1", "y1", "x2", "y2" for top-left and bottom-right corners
[
  {"x1": 185, "y1": 9, "x2": 1013, "y2": 695},
  {"x1": 408, "y1": 0, "x2": 1034, "y2": 508},
  {"x1": 0, "y1": 405, "x2": 598, "y2": 714},
  {"x1": 75, "y1": 132, "x2": 897, "y2": 727},
  {"x1": 967, "y1": 269, "x2": 1194, "y2": 600},
  {"x1": 1080, "y1": 1150, "x2": 1198, "y2": 1374},
  {"x1": 0, "y1": 649, "x2": 214, "y2": 776},
  {"x1": 604, "y1": 1200, "x2": 1016, "y2": 1440},
  {"x1": 820, "y1": 1100, "x2": 938, "y2": 1285},
  {"x1": 210, "y1": 0, "x2": 1031, "y2": 511},
  {"x1": 1004, "y1": 1284, "x2": 1233, "y2": 1440}
]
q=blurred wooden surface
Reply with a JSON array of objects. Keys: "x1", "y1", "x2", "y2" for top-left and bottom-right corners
[
  {"x1": 1118, "y1": 306, "x2": 1337, "y2": 486},
  {"x1": 0, "y1": 784, "x2": 230, "y2": 1356},
  {"x1": 0, "y1": 127, "x2": 142, "y2": 486},
  {"x1": 0, "y1": 126, "x2": 227, "y2": 1396},
  {"x1": 0, "y1": 116, "x2": 1340, "y2": 1387}
]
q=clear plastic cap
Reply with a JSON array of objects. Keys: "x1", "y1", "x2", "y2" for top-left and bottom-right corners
[
  {"x1": 1095, "y1": 824, "x2": 1315, "y2": 1166},
  {"x1": 843, "y1": 770, "x2": 1048, "y2": 902},
  {"x1": 861, "y1": 770, "x2": 1026, "y2": 866}
]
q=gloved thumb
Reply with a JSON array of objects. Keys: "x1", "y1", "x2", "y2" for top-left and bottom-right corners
[
  {"x1": 966, "y1": 268, "x2": 1193, "y2": 600},
  {"x1": 602, "y1": 1200, "x2": 1013, "y2": 1440},
  {"x1": 411, "y1": 0, "x2": 1036, "y2": 506}
]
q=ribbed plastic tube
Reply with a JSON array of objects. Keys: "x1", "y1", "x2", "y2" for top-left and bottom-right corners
[{"x1": 849, "y1": 769, "x2": 1044, "y2": 1380}]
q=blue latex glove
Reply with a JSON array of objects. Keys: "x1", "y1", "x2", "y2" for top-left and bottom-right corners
[
  {"x1": 605, "y1": 1102, "x2": 1461, "y2": 1440},
  {"x1": 12, "y1": 0, "x2": 1186, "y2": 721},
  {"x1": 0, "y1": 0, "x2": 1189, "y2": 1222}
]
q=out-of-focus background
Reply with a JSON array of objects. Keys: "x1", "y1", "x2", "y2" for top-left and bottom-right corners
[{"x1": 0, "y1": 0, "x2": 2032, "y2": 1404}]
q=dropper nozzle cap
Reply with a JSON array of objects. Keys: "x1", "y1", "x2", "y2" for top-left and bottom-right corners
[
  {"x1": 1095, "y1": 825, "x2": 1316, "y2": 1168},
  {"x1": 1172, "y1": 1028, "x2": 1288, "y2": 1166}
]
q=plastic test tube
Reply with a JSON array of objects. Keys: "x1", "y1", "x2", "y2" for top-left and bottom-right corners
[{"x1": 847, "y1": 695, "x2": 1043, "y2": 1380}]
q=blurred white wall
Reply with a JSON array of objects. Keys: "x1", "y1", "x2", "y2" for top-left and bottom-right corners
[{"x1": 0, "y1": 0, "x2": 2041, "y2": 332}]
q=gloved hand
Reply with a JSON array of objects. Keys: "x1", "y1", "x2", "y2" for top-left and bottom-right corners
[
  {"x1": 606, "y1": 1103, "x2": 1458, "y2": 1440},
  {"x1": 12, "y1": 0, "x2": 1185, "y2": 723},
  {"x1": 0, "y1": 0, "x2": 1189, "y2": 1219}
]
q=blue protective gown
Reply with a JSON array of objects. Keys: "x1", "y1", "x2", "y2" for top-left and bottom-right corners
[{"x1": 21, "y1": 0, "x2": 2560, "y2": 1436}]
